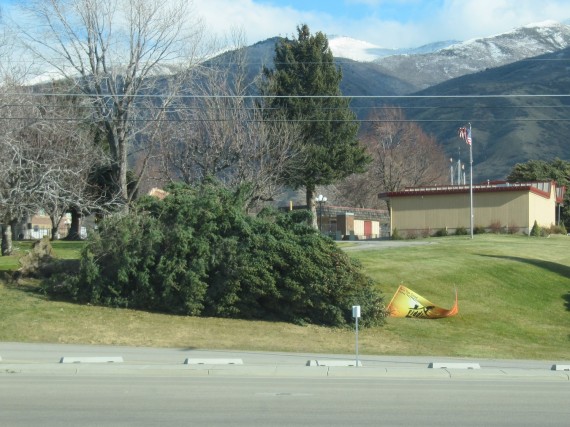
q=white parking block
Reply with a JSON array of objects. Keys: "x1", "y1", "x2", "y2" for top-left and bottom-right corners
[
  {"x1": 184, "y1": 358, "x2": 243, "y2": 365},
  {"x1": 60, "y1": 356, "x2": 124, "y2": 364},
  {"x1": 306, "y1": 360, "x2": 363, "y2": 367},
  {"x1": 429, "y1": 362, "x2": 480, "y2": 369}
]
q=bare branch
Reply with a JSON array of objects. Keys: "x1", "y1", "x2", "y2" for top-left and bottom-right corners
[
  {"x1": 335, "y1": 107, "x2": 448, "y2": 209},
  {"x1": 14, "y1": 0, "x2": 206, "y2": 209}
]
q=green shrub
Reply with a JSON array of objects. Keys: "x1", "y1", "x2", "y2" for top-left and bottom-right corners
[
  {"x1": 434, "y1": 228, "x2": 448, "y2": 237},
  {"x1": 455, "y1": 226, "x2": 468, "y2": 236},
  {"x1": 530, "y1": 220, "x2": 541, "y2": 237},
  {"x1": 405, "y1": 230, "x2": 418, "y2": 240},
  {"x1": 474, "y1": 226, "x2": 486, "y2": 234},
  {"x1": 391, "y1": 228, "x2": 402, "y2": 240},
  {"x1": 45, "y1": 182, "x2": 386, "y2": 328},
  {"x1": 506, "y1": 224, "x2": 520, "y2": 234},
  {"x1": 549, "y1": 224, "x2": 567, "y2": 235},
  {"x1": 489, "y1": 221, "x2": 502, "y2": 234}
]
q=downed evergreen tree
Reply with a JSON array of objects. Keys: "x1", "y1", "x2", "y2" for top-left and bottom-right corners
[{"x1": 55, "y1": 181, "x2": 385, "y2": 327}]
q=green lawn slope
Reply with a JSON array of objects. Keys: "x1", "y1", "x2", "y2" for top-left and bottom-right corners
[{"x1": 1, "y1": 235, "x2": 568, "y2": 360}]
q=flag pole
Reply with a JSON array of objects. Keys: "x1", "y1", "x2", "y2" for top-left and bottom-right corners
[{"x1": 469, "y1": 123, "x2": 474, "y2": 239}]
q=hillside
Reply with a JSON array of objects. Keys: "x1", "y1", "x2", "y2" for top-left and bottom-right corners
[
  {"x1": 235, "y1": 26, "x2": 570, "y2": 182},
  {"x1": 373, "y1": 21, "x2": 570, "y2": 91},
  {"x1": 132, "y1": 22, "x2": 570, "y2": 189},
  {"x1": 208, "y1": 37, "x2": 416, "y2": 96},
  {"x1": 398, "y1": 47, "x2": 570, "y2": 180}
]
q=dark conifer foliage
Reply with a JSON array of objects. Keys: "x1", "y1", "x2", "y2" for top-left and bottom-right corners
[
  {"x1": 49, "y1": 181, "x2": 386, "y2": 327},
  {"x1": 261, "y1": 24, "x2": 370, "y2": 225}
]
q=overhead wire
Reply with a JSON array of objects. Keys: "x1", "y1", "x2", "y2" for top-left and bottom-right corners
[{"x1": 1, "y1": 93, "x2": 569, "y2": 122}]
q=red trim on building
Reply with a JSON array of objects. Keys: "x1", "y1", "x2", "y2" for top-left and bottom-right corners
[{"x1": 380, "y1": 181, "x2": 564, "y2": 201}]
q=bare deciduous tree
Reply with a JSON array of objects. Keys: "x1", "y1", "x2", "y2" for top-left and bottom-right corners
[
  {"x1": 0, "y1": 85, "x2": 45, "y2": 254},
  {"x1": 335, "y1": 108, "x2": 447, "y2": 210},
  {"x1": 158, "y1": 40, "x2": 303, "y2": 209},
  {"x1": 0, "y1": 83, "x2": 112, "y2": 253},
  {"x1": 16, "y1": 0, "x2": 206, "y2": 210},
  {"x1": 23, "y1": 88, "x2": 112, "y2": 240}
]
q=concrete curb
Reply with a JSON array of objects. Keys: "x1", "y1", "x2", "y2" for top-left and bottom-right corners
[{"x1": 2, "y1": 363, "x2": 569, "y2": 380}]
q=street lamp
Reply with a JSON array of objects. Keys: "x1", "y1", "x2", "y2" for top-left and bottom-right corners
[{"x1": 315, "y1": 194, "x2": 327, "y2": 233}]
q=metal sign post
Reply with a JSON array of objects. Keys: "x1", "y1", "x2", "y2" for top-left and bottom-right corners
[{"x1": 352, "y1": 305, "x2": 361, "y2": 367}]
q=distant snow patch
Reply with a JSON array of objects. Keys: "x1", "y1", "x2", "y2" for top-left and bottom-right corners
[{"x1": 328, "y1": 36, "x2": 394, "y2": 62}]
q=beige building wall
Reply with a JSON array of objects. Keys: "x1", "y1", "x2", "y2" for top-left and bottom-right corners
[
  {"x1": 390, "y1": 193, "x2": 470, "y2": 231},
  {"x1": 389, "y1": 187, "x2": 556, "y2": 235},
  {"x1": 528, "y1": 185, "x2": 557, "y2": 228},
  {"x1": 353, "y1": 220, "x2": 364, "y2": 236},
  {"x1": 472, "y1": 191, "x2": 530, "y2": 230},
  {"x1": 372, "y1": 221, "x2": 380, "y2": 236},
  {"x1": 353, "y1": 220, "x2": 381, "y2": 238}
]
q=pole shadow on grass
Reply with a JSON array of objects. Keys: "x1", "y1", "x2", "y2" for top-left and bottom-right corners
[{"x1": 479, "y1": 255, "x2": 570, "y2": 313}]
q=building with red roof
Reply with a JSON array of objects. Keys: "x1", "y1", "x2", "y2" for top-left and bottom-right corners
[{"x1": 379, "y1": 181, "x2": 565, "y2": 238}]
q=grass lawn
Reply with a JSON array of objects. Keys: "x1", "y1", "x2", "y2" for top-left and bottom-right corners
[
  {"x1": 0, "y1": 235, "x2": 569, "y2": 360},
  {"x1": 353, "y1": 234, "x2": 570, "y2": 360}
]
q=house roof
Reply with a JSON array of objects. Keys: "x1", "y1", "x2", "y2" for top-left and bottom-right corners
[
  {"x1": 148, "y1": 187, "x2": 169, "y2": 200},
  {"x1": 282, "y1": 204, "x2": 389, "y2": 221},
  {"x1": 380, "y1": 181, "x2": 566, "y2": 203}
]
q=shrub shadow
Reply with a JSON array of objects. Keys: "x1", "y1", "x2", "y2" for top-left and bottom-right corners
[
  {"x1": 480, "y1": 254, "x2": 570, "y2": 313},
  {"x1": 564, "y1": 292, "x2": 570, "y2": 312}
]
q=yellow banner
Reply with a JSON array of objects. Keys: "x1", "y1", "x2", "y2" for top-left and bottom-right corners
[{"x1": 387, "y1": 285, "x2": 458, "y2": 318}]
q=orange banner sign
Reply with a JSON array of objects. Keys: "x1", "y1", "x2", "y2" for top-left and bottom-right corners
[{"x1": 387, "y1": 285, "x2": 458, "y2": 318}]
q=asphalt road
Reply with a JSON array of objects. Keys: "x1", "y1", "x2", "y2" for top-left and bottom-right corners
[
  {"x1": 1, "y1": 343, "x2": 569, "y2": 426},
  {"x1": 2, "y1": 375, "x2": 569, "y2": 426}
]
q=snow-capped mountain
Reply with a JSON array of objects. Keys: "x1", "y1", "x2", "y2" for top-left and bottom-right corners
[
  {"x1": 328, "y1": 36, "x2": 457, "y2": 62},
  {"x1": 328, "y1": 36, "x2": 391, "y2": 62},
  {"x1": 327, "y1": 21, "x2": 570, "y2": 91},
  {"x1": 373, "y1": 21, "x2": 570, "y2": 90}
]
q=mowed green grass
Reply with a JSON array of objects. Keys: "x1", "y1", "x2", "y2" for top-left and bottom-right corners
[
  {"x1": 351, "y1": 234, "x2": 570, "y2": 360},
  {"x1": 1, "y1": 235, "x2": 569, "y2": 360}
]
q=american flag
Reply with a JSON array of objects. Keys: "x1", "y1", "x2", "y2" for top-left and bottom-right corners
[{"x1": 458, "y1": 126, "x2": 472, "y2": 145}]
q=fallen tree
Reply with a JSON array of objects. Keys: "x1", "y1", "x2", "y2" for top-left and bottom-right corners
[{"x1": 45, "y1": 181, "x2": 386, "y2": 327}]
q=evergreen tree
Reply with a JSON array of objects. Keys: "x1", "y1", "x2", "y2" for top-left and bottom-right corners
[
  {"x1": 47, "y1": 181, "x2": 386, "y2": 327},
  {"x1": 261, "y1": 24, "x2": 370, "y2": 227}
]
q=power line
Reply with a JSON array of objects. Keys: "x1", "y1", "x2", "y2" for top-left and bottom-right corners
[
  {"x1": 2, "y1": 103, "x2": 569, "y2": 110},
  {"x1": 2, "y1": 93, "x2": 569, "y2": 122},
  {"x1": 5, "y1": 57, "x2": 570, "y2": 65},
  {"x1": 1, "y1": 117, "x2": 569, "y2": 123},
  {"x1": 9, "y1": 93, "x2": 570, "y2": 99}
]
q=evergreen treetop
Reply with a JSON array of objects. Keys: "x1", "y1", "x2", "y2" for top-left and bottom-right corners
[{"x1": 262, "y1": 24, "x2": 369, "y2": 193}]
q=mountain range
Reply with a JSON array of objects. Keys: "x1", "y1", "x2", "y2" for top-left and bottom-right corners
[
  {"x1": 330, "y1": 21, "x2": 570, "y2": 91},
  {"x1": 232, "y1": 20, "x2": 570, "y2": 181}
]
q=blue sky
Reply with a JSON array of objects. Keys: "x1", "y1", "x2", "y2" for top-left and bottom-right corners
[
  {"x1": 2, "y1": 0, "x2": 569, "y2": 48},
  {"x1": 256, "y1": 0, "x2": 444, "y2": 22},
  {"x1": 194, "y1": 0, "x2": 570, "y2": 47}
]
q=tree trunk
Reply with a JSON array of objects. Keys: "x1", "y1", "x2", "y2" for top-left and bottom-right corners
[
  {"x1": 1, "y1": 221, "x2": 13, "y2": 256},
  {"x1": 50, "y1": 215, "x2": 60, "y2": 241},
  {"x1": 306, "y1": 185, "x2": 318, "y2": 229},
  {"x1": 65, "y1": 207, "x2": 83, "y2": 241}
]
